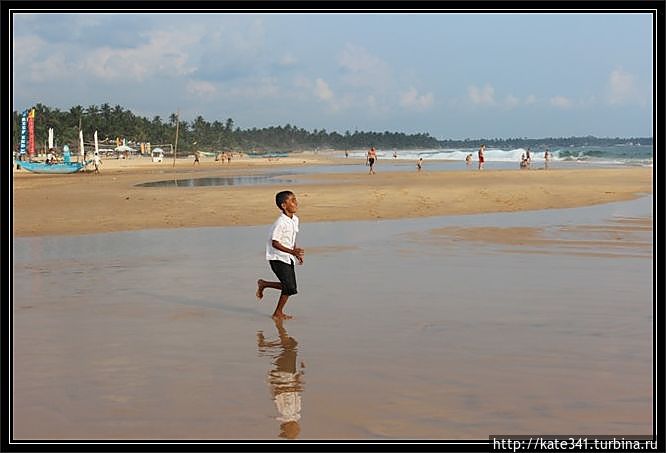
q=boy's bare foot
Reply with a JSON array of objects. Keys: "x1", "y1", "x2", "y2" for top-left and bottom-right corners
[
  {"x1": 272, "y1": 313, "x2": 293, "y2": 320},
  {"x1": 256, "y1": 279, "x2": 265, "y2": 300}
]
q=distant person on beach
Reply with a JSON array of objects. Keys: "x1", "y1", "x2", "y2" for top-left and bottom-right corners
[
  {"x1": 525, "y1": 148, "x2": 532, "y2": 168},
  {"x1": 257, "y1": 190, "x2": 304, "y2": 320},
  {"x1": 393, "y1": 151, "x2": 398, "y2": 159},
  {"x1": 47, "y1": 148, "x2": 61, "y2": 164},
  {"x1": 520, "y1": 153, "x2": 528, "y2": 169},
  {"x1": 93, "y1": 152, "x2": 102, "y2": 174},
  {"x1": 465, "y1": 153, "x2": 472, "y2": 167},
  {"x1": 417, "y1": 157, "x2": 423, "y2": 172},
  {"x1": 345, "y1": 150, "x2": 349, "y2": 158},
  {"x1": 478, "y1": 145, "x2": 485, "y2": 170},
  {"x1": 544, "y1": 149, "x2": 551, "y2": 169},
  {"x1": 193, "y1": 151, "x2": 200, "y2": 165},
  {"x1": 367, "y1": 147, "x2": 377, "y2": 175}
]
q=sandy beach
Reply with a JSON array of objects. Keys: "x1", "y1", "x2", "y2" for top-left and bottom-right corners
[
  {"x1": 12, "y1": 152, "x2": 652, "y2": 237},
  {"x1": 11, "y1": 155, "x2": 654, "y2": 441}
]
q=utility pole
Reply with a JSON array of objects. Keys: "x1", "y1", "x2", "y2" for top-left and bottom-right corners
[{"x1": 173, "y1": 110, "x2": 179, "y2": 168}]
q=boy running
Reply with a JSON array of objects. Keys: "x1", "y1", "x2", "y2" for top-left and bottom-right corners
[{"x1": 257, "y1": 191, "x2": 304, "y2": 320}]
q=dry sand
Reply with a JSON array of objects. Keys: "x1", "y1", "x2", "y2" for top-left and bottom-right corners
[{"x1": 12, "y1": 153, "x2": 653, "y2": 237}]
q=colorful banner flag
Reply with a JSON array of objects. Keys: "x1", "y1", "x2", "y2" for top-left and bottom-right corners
[
  {"x1": 19, "y1": 110, "x2": 28, "y2": 155},
  {"x1": 27, "y1": 108, "x2": 36, "y2": 158}
]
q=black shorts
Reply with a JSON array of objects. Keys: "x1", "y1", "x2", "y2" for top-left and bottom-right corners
[
  {"x1": 369, "y1": 158, "x2": 375, "y2": 165},
  {"x1": 269, "y1": 260, "x2": 298, "y2": 296}
]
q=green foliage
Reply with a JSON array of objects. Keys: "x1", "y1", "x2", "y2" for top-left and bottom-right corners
[{"x1": 12, "y1": 105, "x2": 653, "y2": 155}]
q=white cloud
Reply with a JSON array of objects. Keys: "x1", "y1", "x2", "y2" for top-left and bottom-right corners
[
  {"x1": 186, "y1": 80, "x2": 217, "y2": 97},
  {"x1": 525, "y1": 94, "x2": 537, "y2": 105},
  {"x1": 400, "y1": 87, "x2": 434, "y2": 111},
  {"x1": 550, "y1": 96, "x2": 573, "y2": 109},
  {"x1": 13, "y1": 35, "x2": 74, "y2": 82},
  {"x1": 279, "y1": 53, "x2": 297, "y2": 66},
  {"x1": 468, "y1": 84, "x2": 495, "y2": 105},
  {"x1": 607, "y1": 68, "x2": 639, "y2": 105},
  {"x1": 224, "y1": 77, "x2": 280, "y2": 99},
  {"x1": 82, "y1": 30, "x2": 198, "y2": 82},
  {"x1": 338, "y1": 44, "x2": 392, "y2": 90},
  {"x1": 314, "y1": 78, "x2": 334, "y2": 101},
  {"x1": 503, "y1": 94, "x2": 520, "y2": 109},
  {"x1": 12, "y1": 35, "x2": 44, "y2": 66}
]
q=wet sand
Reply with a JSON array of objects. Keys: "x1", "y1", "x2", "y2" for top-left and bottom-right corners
[{"x1": 12, "y1": 195, "x2": 653, "y2": 441}]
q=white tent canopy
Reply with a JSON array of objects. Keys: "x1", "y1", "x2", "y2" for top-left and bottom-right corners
[{"x1": 114, "y1": 144, "x2": 137, "y2": 152}]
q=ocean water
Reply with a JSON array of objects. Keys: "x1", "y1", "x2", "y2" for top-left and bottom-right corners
[{"x1": 347, "y1": 144, "x2": 653, "y2": 167}]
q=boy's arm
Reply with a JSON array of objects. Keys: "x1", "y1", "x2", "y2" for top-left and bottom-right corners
[{"x1": 271, "y1": 240, "x2": 304, "y2": 264}]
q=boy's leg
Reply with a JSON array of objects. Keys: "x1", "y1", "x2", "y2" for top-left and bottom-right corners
[
  {"x1": 272, "y1": 294, "x2": 292, "y2": 320},
  {"x1": 256, "y1": 279, "x2": 282, "y2": 300}
]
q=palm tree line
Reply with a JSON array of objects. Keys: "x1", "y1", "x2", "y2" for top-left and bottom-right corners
[
  {"x1": 12, "y1": 103, "x2": 440, "y2": 155},
  {"x1": 12, "y1": 103, "x2": 652, "y2": 155}
]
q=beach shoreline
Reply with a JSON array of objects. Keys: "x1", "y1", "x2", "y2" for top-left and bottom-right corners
[{"x1": 12, "y1": 153, "x2": 652, "y2": 237}]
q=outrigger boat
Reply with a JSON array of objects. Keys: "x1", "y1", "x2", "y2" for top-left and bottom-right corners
[
  {"x1": 16, "y1": 160, "x2": 85, "y2": 174},
  {"x1": 16, "y1": 114, "x2": 88, "y2": 174}
]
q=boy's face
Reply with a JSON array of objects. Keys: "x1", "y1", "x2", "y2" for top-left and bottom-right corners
[{"x1": 281, "y1": 194, "x2": 299, "y2": 214}]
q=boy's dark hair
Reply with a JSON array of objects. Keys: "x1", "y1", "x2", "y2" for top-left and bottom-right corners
[{"x1": 275, "y1": 190, "x2": 294, "y2": 211}]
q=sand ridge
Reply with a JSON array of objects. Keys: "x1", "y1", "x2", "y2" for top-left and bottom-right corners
[{"x1": 12, "y1": 153, "x2": 653, "y2": 237}]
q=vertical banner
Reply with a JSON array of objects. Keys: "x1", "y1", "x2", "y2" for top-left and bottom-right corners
[
  {"x1": 79, "y1": 130, "x2": 85, "y2": 160},
  {"x1": 48, "y1": 128, "x2": 54, "y2": 149},
  {"x1": 27, "y1": 108, "x2": 36, "y2": 158},
  {"x1": 94, "y1": 131, "x2": 99, "y2": 154},
  {"x1": 19, "y1": 110, "x2": 28, "y2": 155}
]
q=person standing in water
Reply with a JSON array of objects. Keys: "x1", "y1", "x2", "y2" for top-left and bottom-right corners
[
  {"x1": 544, "y1": 149, "x2": 551, "y2": 169},
  {"x1": 478, "y1": 144, "x2": 485, "y2": 170},
  {"x1": 367, "y1": 146, "x2": 378, "y2": 175}
]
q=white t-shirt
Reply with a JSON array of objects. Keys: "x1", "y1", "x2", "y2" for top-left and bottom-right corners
[{"x1": 266, "y1": 213, "x2": 299, "y2": 264}]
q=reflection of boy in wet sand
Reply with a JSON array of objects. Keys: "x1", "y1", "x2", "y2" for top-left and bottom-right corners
[
  {"x1": 257, "y1": 318, "x2": 305, "y2": 439},
  {"x1": 257, "y1": 191, "x2": 304, "y2": 320}
]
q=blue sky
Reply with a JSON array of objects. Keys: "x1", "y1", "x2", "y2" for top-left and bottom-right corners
[{"x1": 12, "y1": 12, "x2": 654, "y2": 139}]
